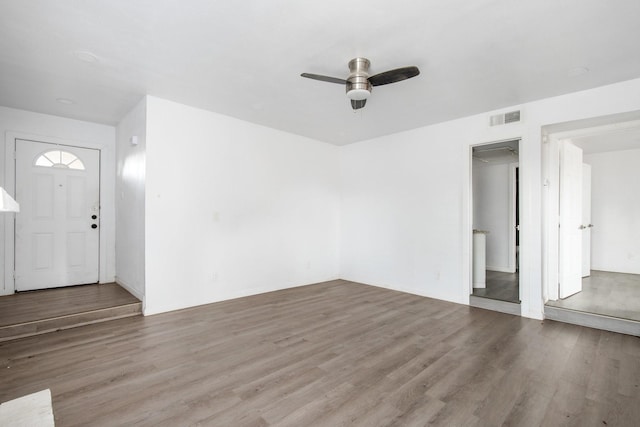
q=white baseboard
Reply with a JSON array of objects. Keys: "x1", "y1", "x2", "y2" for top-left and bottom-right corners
[{"x1": 143, "y1": 276, "x2": 342, "y2": 316}]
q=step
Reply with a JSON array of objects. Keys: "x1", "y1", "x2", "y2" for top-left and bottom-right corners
[
  {"x1": 470, "y1": 295, "x2": 521, "y2": 316},
  {"x1": 0, "y1": 302, "x2": 142, "y2": 342},
  {"x1": 544, "y1": 305, "x2": 640, "y2": 336}
]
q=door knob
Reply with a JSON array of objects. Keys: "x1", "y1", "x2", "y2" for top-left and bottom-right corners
[
  {"x1": 91, "y1": 224, "x2": 98, "y2": 229},
  {"x1": 588, "y1": 224, "x2": 594, "y2": 228},
  {"x1": 578, "y1": 225, "x2": 586, "y2": 230}
]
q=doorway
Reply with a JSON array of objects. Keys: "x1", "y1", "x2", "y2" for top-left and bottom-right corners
[
  {"x1": 543, "y1": 116, "x2": 640, "y2": 325},
  {"x1": 14, "y1": 139, "x2": 101, "y2": 291},
  {"x1": 471, "y1": 139, "x2": 521, "y2": 304}
]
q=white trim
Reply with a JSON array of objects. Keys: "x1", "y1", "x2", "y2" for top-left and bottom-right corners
[
  {"x1": 508, "y1": 162, "x2": 519, "y2": 274},
  {"x1": 519, "y1": 128, "x2": 543, "y2": 320},
  {"x1": 3, "y1": 131, "x2": 114, "y2": 294},
  {"x1": 467, "y1": 137, "x2": 522, "y2": 311},
  {"x1": 547, "y1": 118, "x2": 640, "y2": 142},
  {"x1": 3, "y1": 135, "x2": 16, "y2": 295},
  {"x1": 461, "y1": 142, "x2": 473, "y2": 304}
]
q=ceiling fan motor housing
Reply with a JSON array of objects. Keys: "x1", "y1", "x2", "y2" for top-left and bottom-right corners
[{"x1": 346, "y1": 57, "x2": 372, "y2": 100}]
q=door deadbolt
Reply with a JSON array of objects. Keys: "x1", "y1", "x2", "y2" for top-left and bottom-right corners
[{"x1": 91, "y1": 215, "x2": 97, "y2": 219}]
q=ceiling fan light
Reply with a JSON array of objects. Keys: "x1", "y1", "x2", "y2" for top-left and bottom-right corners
[{"x1": 346, "y1": 88, "x2": 370, "y2": 100}]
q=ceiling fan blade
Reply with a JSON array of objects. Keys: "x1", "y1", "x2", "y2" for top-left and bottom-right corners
[
  {"x1": 301, "y1": 73, "x2": 347, "y2": 85},
  {"x1": 369, "y1": 66, "x2": 420, "y2": 86},
  {"x1": 351, "y1": 99, "x2": 367, "y2": 110}
]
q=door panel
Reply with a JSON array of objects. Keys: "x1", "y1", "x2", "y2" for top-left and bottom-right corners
[
  {"x1": 34, "y1": 174, "x2": 54, "y2": 218},
  {"x1": 559, "y1": 141, "x2": 583, "y2": 298},
  {"x1": 15, "y1": 139, "x2": 100, "y2": 291},
  {"x1": 67, "y1": 232, "x2": 86, "y2": 268},
  {"x1": 33, "y1": 233, "x2": 54, "y2": 270},
  {"x1": 66, "y1": 176, "x2": 86, "y2": 218}
]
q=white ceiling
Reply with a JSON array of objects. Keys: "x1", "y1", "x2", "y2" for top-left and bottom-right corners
[
  {"x1": 572, "y1": 123, "x2": 640, "y2": 154},
  {"x1": 1, "y1": 0, "x2": 640, "y2": 145}
]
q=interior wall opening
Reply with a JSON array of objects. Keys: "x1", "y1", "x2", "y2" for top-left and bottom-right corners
[
  {"x1": 471, "y1": 139, "x2": 521, "y2": 305},
  {"x1": 543, "y1": 113, "x2": 640, "y2": 325}
]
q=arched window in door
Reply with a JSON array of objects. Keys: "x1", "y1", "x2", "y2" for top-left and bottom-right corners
[{"x1": 34, "y1": 150, "x2": 85, "y2": 170}]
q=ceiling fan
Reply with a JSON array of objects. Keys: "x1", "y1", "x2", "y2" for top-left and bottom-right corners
[{"x1": 301, "y1": 57, "x2": 420, "y2": 110}]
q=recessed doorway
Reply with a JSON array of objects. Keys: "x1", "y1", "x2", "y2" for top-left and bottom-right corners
[
  {"x1": 543, "y1": 114, "x2": 640, "y2": 334},
  {"x1": 471, "y1": 139, "x2": 521, "y2": 306}
]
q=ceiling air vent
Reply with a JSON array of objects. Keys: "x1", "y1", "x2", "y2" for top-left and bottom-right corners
[{"x1": 490, "y1": 110, "x2": 521, "y2": 126}]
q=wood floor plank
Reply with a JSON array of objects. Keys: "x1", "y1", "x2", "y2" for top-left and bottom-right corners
[{"x1": 1, "y1": 280, "x2": 639, "y2": 426}]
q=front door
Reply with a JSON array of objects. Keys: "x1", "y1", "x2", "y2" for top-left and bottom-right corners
[{"x1": 15, "y1": 139, "x2": 100, "y2": 291}]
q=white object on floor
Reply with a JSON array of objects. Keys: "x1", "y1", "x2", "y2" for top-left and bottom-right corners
[
  {"x1": 0, "y1": 389, "x2": 55, "y2": 426},
  {"x1": 0, "y1": 187, "x2": 20, "y2": 212},
  {"x1": 473, "y1": 230, "x2": 488, "y2": 288}
]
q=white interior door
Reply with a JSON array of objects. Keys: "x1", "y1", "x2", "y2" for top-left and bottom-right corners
[
  {"x1": 559, "y1": 141, "x2": 583, "y2": 298},
  {"x1": 15, "y1": 139, "x2": 100, "y2": 291},
  {"x1": 581, "y1": 163, "x2": 592, "y2": 277}
]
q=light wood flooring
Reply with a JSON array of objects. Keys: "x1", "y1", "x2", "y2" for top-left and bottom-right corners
[
  {"x1": 472, "y1": 270, "x2": 520, "y2": 303},
  {"x1": 547, "y1": 270, "x2": 640, "y2": 322},
  {"x1": 2, "y1": 280, "x2": 639, "y2": 426}
]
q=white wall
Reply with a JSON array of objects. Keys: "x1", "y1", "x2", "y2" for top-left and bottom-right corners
[
  {"x1": 341, "y1": 77, "x2": 640, "y2": 320},
  {"x1": 339, "y1": 116, "x2": 517, "y2": 306},
  {"x1": 0, "y1": 106, "x2": 116, "y2": 295},
  {"x1": 584, "y1": 148, "x2": 640, "y2": 274},
  {"x1": 473, "y1": 161, "x2": 513, "y2": 272},
  {"x1": 115, "y1": 98, "x2": 147, "y2": 302},
  {"x1": 143, "y1": 96, "x2": 340, "y2": 315},
  {"x1": 340, "y1": 124, "x2": 467, "y2": 303}
]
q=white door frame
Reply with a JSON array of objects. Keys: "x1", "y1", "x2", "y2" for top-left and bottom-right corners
[
  {"x1": 508, "y1": 162, "x2": 518, "y2": 276},
  {"x1": 581, "y1": 163, "x2": 592, "y2": 278},
  {"x1": 3, "y1": 132, "x2": 112, "y2": 294},
  {"x1": 467, "y1": 138, "x2": 522, "y2": 300}
]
